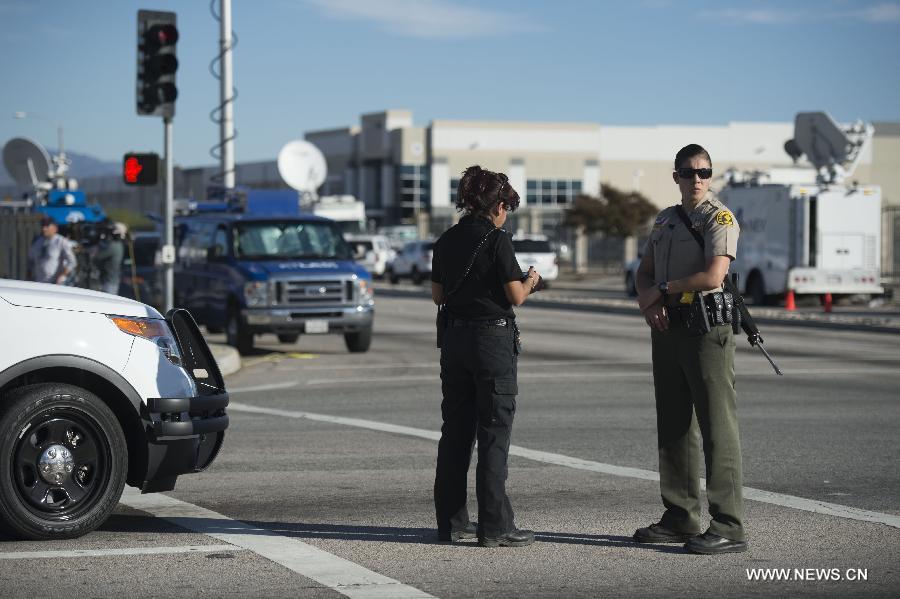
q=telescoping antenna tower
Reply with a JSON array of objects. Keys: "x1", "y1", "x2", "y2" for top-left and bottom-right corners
[{"x1": 209, "y1": 0, "x2": 238, "y2": 188}]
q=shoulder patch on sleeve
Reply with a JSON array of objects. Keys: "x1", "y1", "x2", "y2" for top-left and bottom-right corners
[
  {"x1": 652, "y1": 212, "x2": 669, "y2": 229},
  {"x1": 715, "y1": 210, "x2": 735, "y2": 227}
]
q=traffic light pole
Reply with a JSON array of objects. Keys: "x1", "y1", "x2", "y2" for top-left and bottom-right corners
[{"x1": 163, "y1": 117, "x2": 174, "y2": 313}]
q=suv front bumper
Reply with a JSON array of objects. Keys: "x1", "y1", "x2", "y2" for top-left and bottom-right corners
[
  {"x1": 138, "y1": 309, "x2": 230, "y2": 493},
  {"x1": 242, "y1": 303, "x2": 374, "y2": 334}
]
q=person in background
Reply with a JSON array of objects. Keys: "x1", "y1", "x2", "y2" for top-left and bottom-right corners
[
  {"x1": 92, "y1": 222, "x2": 127, "y2": 295},
  {"x1": 27, "y1": 216, "x2": 77, "y2": 285}
]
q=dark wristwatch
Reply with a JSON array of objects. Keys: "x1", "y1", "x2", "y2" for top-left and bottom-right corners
[{"x1": 657, "y1": 281, "x2": 669, "y2": 295}]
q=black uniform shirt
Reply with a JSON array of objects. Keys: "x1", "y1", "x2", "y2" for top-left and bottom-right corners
[{"x1": 431, "y1": 214, "x2": 522, "y2": 320}]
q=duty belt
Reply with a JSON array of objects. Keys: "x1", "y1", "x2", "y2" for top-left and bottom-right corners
[
  {"x1": 451, "y1": 318, "x2": 509, "y2": 328},
  {"x1": 669, "y1": 291, "x2": 734, "y2": 327}
]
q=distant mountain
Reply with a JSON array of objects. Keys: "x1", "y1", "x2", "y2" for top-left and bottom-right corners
[{"x1": 0, "y1": 148, "x2": 119, "y2": 187}]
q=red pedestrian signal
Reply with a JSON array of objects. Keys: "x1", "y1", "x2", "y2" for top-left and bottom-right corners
[{"x1": 123, "y1": 153, "x2": 159, "y2": 186}]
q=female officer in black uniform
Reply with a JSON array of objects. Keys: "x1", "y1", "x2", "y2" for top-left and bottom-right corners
[{"x1": 431, "y1": 165, "x2": 541, "y2": 547}]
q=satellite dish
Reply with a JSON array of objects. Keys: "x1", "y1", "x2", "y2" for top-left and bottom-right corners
[
  {"x1": 783, "y1": 139, "x2": 803, "y2": 163},
  {"x1": 277, "y1": 140, "x2": 327, "y2": 192},
  {"x1": 3, "y1": 137, "x2": 51, "y2": 187},
  {"x1": 792, "y1": 111, "x2": 873, "y2": 183}
]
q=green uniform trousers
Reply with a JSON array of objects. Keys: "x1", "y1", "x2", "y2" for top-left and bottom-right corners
[{"x1": 651, "y1": 322, "x2": 745, "y2": 542}]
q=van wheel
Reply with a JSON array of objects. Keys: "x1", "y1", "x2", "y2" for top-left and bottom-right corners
[
  {"x1": 0, "y1": 383, "x2": 127, "y2": 540},
  {"x1": 277, "y1": 333, "x2": 299, "y2": 344},
  {"x1": 411, "y1": 267, "x2": 423, "y2": 285},
  {"x1": 746, "y1": 273, "x2": 767, "y2": 306},
  {"x1": 226, "y1": 307, "x2": 254, "y2": 355},
  {"x1": 388, "y1": 268, "x2": 399, "y2": 284},
  {"x1": 344, "y1": 326, "x2": 373, "y2": 353}
]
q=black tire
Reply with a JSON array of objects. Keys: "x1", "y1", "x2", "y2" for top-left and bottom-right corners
[
  {"x1": 388, "y1": 268, "x2": 400, "y2": 284},
  {"x1": 344, "y1": 326, "x2": 373, "y2": 353},
  {"x1": 625, "y1": 272, "x2": 637, "y2": 297},
  {"x1": 746, "y1": 272, "x2": 767, "y2": 306},
  {"x1": 226, "y1": 306, "x2": 254, "y2": 355},
  {"x1": 277, "y1": 333, "x2": 300, "y2": 344},
  {"x1": 411, "y1": 267, "x2": 423, "y2": 285},
  {"x1": 0, "y1": 383, "x2": 127, "y2": 540}
]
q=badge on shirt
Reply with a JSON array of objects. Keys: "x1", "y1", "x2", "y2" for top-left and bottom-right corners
[{"x1": 715, "y1": 210, "x2": 735, "y2": 226}]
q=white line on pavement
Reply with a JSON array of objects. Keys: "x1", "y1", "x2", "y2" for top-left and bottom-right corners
[
  {"x1": 229, "y1": 366, "x2": 900, "y2": 392},
  {"x1": 227, "y1": 402, "x2": 900, "y2": 531},
  {"x1": 120, "y1": 488, "x2": 435, "y2": 599},
  {"x1": 0, "y1": 544, "x2": 243, "y2": 560}
]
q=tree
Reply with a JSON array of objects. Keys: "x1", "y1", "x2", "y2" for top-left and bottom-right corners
[{"x1": 563, "y1": 183, "x2": 657, "y2": 237}]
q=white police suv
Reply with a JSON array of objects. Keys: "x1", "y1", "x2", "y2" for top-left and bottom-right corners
[{"x1": 0, "y1": 279, "x2": 228, "y2": 540}]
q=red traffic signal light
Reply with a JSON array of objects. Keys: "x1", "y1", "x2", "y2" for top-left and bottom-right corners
[{"x1": 123, "y1": 153, "x2": 159, "y2": 186}]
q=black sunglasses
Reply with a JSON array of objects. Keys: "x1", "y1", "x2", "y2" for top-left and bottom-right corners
[{"x1": 676, "y1": 168, "x2": 713, "y2": 180}]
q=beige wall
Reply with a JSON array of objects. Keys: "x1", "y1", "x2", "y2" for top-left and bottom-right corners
[{"x1": 871, "y1": 124, "x2": 900, "y2": 207}]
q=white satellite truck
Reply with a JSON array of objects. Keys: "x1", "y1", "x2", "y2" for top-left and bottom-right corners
[{"x1": 719, "y1": 112, "x2": 883, "y2": 305}]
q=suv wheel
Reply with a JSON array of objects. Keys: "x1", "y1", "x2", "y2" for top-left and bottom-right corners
[
  {"x1": 388, "y1": 268, "x2": 399, "y2": 284},
  {"x1": 226, "y1": 307, "x2": 254, "y2": 355},
  {"x1": 344, "y1": 326, "x2": 373, "y2": 353},
  {"x1": 0, "y1": 383, "x2": 127, "y2": 540},
  {"x1": 411, "y1": 267, "x2": 423, "y2": 285},
  {"x1": 277, "y1": 333, "x2": 299, "y2": 344}
]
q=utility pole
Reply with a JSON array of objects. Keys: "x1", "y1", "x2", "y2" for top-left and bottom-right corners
[
  {"x1": 219, "y1": 0, "x2": 235, "y2": 188},
  {"x1": 163, "y1": 118, "x2": 174, "y2": 312}
]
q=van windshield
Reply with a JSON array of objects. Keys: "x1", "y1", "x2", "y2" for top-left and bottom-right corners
[{"x1": 235, "y1": 221, "x2": 352, "y2": 260}]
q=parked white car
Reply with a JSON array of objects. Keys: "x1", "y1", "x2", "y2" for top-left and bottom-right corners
[
  {"x1": 0, "y1": 279, "x2": 228, "y2": 540},
  {"x1": 389, "y1": 240, "x2": 434, "y2": 285},
  {"x1": 345, "y1": 233, "x2": 395, "y2": 278},
  {"x1": 512, "y1": 236, "x2": 559, "y2": 284}
]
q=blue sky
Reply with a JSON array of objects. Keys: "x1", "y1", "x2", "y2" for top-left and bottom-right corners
[{"x1": 1, "y1": 0, "x2": 898, "y2": 168}]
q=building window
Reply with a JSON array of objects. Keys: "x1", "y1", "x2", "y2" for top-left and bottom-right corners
[
  {"x1": 525, "y1": 179, "x2": 583, "y2": 206},
  {"x1": 396, "y1": 164, "x2": 430, "y2": 218}
]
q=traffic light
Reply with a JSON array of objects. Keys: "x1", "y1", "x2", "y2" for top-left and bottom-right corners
[
  {"x1": 136, "y1": 10, "x2": 178, "y2": 118},
  {"x1": 123, "y1": 152, "x2": 160, "y2": 186}
]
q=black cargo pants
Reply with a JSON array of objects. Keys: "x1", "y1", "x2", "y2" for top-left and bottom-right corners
[{"x1": 435, "y1": 321, "x2": 518, "y2": 538}]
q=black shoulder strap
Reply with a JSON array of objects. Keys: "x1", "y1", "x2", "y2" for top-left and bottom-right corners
[
  {"x1": 674, "y1": 205, "x2": 705, "y2": 248},
  {"x1": 443, "y1": 228, "x2": 497, "y2": 302}
]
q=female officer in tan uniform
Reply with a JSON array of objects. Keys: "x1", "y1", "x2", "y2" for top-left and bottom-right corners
[{"x1": 633, "y1": 144, "x2": 747, "y2": 555}]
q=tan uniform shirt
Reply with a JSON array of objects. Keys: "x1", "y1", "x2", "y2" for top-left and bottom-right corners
[{"x1": 643, "y1": 195, "x2": 739, "y2": 302}]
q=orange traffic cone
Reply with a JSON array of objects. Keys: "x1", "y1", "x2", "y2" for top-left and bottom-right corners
[
  {"x1": 785, "y1": 290, "x2": 796, "y2": 311},
  {"x1": 824, "y1": 292, "x2": 833, "y2": 313}
]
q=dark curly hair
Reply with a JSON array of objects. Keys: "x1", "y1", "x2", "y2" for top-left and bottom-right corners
[{"x1": 456, "y1": 165, "x2": 520, "y2": 214}]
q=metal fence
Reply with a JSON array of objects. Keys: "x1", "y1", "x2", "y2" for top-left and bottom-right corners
[{"x1": 0, "y1": 213, "x2": 42, "y2": 280}]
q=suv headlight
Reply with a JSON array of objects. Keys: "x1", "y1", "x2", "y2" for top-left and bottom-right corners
[
  {"x1": 244, "y1": 281, "x2": 269, "y2": 306},
  {"x1": 109, "y1": 316, "x2": 182, "y2": 366},
  {"x1": 357, "y1": 278, "x2": 373, "y2": 301}
]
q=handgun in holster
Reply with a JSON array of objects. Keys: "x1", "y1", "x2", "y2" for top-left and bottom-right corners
[{"x1": 685, "y1": 291, "x2": 712, "y2": 336}]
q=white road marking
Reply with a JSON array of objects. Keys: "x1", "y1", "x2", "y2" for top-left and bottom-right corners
[
  {"x1": 0, "y1": 544, "x2": 242, "y2": 560},
  {"x1": 230, "y1": 366, "x2": 900, "y2": 392},
  {"x1": 228, "y1": 402, "x2": 900, "y2": 531},
  {"x1": 120, "y1": 488, "x2": 435, "y2": 599}
]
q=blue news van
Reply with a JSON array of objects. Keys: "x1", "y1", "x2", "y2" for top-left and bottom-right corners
[{"x1": 173, "y1": 209, "x2": 374, "y2": 354}]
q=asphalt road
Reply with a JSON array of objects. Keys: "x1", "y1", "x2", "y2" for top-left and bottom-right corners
[{"x1": 2, "y1": 294, "x2": 899, "y2": 598}]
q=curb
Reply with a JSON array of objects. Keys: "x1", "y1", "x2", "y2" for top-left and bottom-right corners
[
  {"x1": 209, "y1": 343, "x2": 241, "y2": 377},
  {"x1": 375, "y1": 285, "x2": 900, "y2": 334}
]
